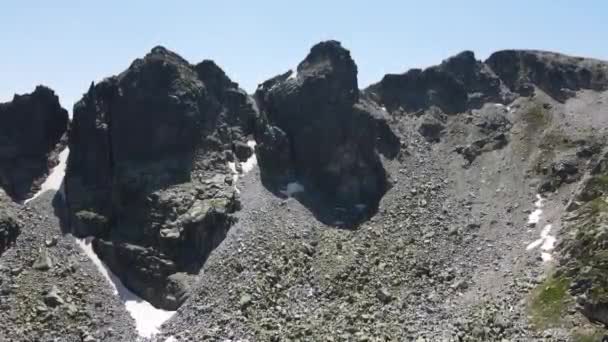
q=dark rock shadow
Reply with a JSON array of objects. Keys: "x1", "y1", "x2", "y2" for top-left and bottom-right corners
[{"x1": 260, "y1": 175, "x2": 382, "y2": 229}]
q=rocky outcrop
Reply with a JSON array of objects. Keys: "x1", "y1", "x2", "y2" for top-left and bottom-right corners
[
  {"x1": 486, "y1": 50, "x2": 608, "y2": 101},
  {"x1": 454, "y1": 103, "x2": 512, "y2": 164},
  {"x1": 254, "y1": 41, "x2": 400, "y2": 217},
  {"x1": 365, "y1": 51, "x2": 512, "y2": 115},
  {"x1": 65, "y1": 46, "x2": 256, "y2": 310},
  {"x1": 0, "y1": 86, "x2": 69, "y2": 201},
  {"x1": 366, "y1": 50, "x2": 608, "y2": 118},
  {"x1": 557, "y1": 151, "x2": 608, "y2": 326}
]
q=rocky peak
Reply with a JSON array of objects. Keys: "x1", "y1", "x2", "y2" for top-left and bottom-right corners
[
  {"x1": 365, "y1": 50, "x2": 507, "y2": 114},
  {"x1": 296, "y1": 40, "x2": 359, "y2": 104},
  {"x1": 0, "y1": 86, "x2": 68, "y2": 201},
  {"x1": 65, "y1": 46, "x2": 257, "y2": 310},
  {"x1": 254, "y1": 41, "x2": 399, "y2": 223},
  {"x1": 486, "y1": 49, "x2": 608, "y2": 101},
  {"x1": 195, "y1": 60, "x2": 239, "y2": 93}
]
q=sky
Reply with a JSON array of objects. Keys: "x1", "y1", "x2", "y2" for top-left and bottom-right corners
[{"x1": 1, "y1": 1, "x2": 607, "y2": 112}]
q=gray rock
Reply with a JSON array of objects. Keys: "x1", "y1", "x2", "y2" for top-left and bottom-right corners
[
  {"x1": 33, "y1": 248, "x2": 53, "y2": 271},
  {"x1": 43, "y1": 285, "x2": 64, "y2": 307}
]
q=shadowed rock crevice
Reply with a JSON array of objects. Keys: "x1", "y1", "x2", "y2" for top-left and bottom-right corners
[
  {"x1": 0, "y1": 86, "x2": 69, "y2": 202},
  {"x1": 254, "y1": 41, "x2": 400, "y2": 226},
  {"x1": 65, "y1": 46, "x2": 257, "y2": 310}
]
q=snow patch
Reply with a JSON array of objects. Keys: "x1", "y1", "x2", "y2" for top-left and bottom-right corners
[
  {"x1": 240, "y1": 141, "x2": 257, "y2": 173},
  {"x1": 75, "y1": 238, "x2": 175, "y2": 338},
  {"x1": 527, "y1": 194, "x2": 544, "y2": 224},
  {"x1": 525, "y1": 195, "x2": 556, "y2": 262},
  {"x1": 528, "y1": 209, "x2": 543, "y2": 224},
  {"x1": 24, "y1": 147, "x2": 70, "y2": 204},
  {"x1": 541, "y1": 234, "x2": 556, "y2": 251},
  {"x1": 288, "y1": 69, "x2": 298, "y2": 80},
  {"x1": 541, "y1": 252, "x2": 553, "y2": 262},
  {"x1": 281, "y1": 182, "x2": 305, "y2": 197},
  {"x1": 228, "y1": 140, "x2": 257, "y2": 194},
  {"x1": 525, "y1": 238, "x2": 543, "y2": 251},
  {"x1": 534, "y1": 194, "x2": 544, "y2": 207},
  {"x1": 164, "y1": 337, "x2": 177, "y2": 342}
]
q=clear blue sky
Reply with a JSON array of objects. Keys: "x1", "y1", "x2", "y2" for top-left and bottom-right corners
[{"x1": 2, "y1": 1, "x2": 606, "y2": 112}]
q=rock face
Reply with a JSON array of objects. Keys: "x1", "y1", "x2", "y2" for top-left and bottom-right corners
[
  {"x1": 365, "y1": 51, "x2": 512, "y2": 115},
  {"x1": 486, "y1": 50, "x2": 608, "y2": 101},
  {"x1": 0, "y1": 86, "x2": 69, "y2": 201},
  {"x1": 65, "y1": 46, "x2": 256, "y2": 310},
  {"x1": 254, "y1": 41, "x2": 400, "y2": 217},
  {"x1": 367, "y1": 50, "x2": 608, "y2": 116}
]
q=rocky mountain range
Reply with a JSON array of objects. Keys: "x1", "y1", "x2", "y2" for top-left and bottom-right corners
[{"x1": 2, "y1": 41, "x2": 608, "y2": 341}]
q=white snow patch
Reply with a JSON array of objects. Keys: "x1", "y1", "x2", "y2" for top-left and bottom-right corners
[
  {"x1": 288, "y1": 69, "x2": 298, "y2": 80},
  {"x1": 541, "y1": 252, "x2": 553, "y2": 262},
  {"x1": 494, "y1": 103, "x2": 505, "y2": 108},
  {"x1": 75, "y1": 238, "x2": 175, "y2": 338},
  {"x1": 541, "y1": 235, "x2": 556, "y2": 251},
  {"x1": 528, "y1": 209, "x2": 543, "y2": 224},
  {"x1": 525, "y1": 195, "x2": 557, "y2": 262},
  {"x1": 281, "y1": 182, "x2": 305, "y2": 197},
  {"x1": 381, "y1": 106, "x2": 388, "y2": 112},
  {"x1": 240, "y1": 140, "x2": 257, "y2": 173},
  {"x1": 24, "y1": 147, "x2": 70, "y2": 204},
  {"x1": 164, "y1": 337, "x2": 177, "y2": 342},
  {"x1": 526, "y1": 238, "x2": 544, "y2": 251},
  {"x1": 534, "y1": 194, "x2": 544, "y2": 207},
  {"x1": 227, "y1": 140, "x2": 258, "y2": 194},
  {"x1": 527, "y1": 194, "x2": 544, "y2": 224}
]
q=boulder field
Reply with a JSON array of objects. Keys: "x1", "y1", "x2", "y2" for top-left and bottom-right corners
[{"x1": 2, "y1": 41, "x2": 608, "y2": 340}]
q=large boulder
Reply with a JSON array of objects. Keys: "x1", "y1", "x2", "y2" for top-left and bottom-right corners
[
  {"x1": 65, "y1": 46, "x2": 257, "y2": 310},
  {"x1": 486, "y1": 50, "x2": 608, "y2": 101},
  {"x1": 0, "y1": 86, "x2": 68, "y2": 201},
  {"x1": 254, "y1": 41, "x2": 399, "y2": 217}
]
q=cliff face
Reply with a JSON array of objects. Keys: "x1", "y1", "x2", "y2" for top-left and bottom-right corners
[
  {"x1": 255, "y1": 41, "x2": 400, "y2": 223},
  {"x1": 65, "y1": 46, "x2": 257, "y2": 310},
  {"x1": 0, "y1": 86, "x2": 68, "y2": 202}
]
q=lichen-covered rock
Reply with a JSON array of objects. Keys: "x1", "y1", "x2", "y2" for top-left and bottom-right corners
[
  {"x1": 254, "y1": 41, "x2": 399, "y2": 216},
  {"x1": 0, "y1": 86, "x2": 68, "y2": 201},
  {"x1": 65, "y1": 46, "x2": 256, "y2": 309}
]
